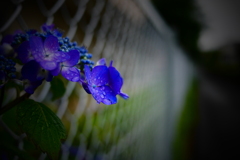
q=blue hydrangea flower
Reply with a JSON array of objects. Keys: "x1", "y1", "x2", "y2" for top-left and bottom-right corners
[
  {"x1": 82, "y1": 59, "x2": 129, "y2": 105},
  {"x1": 16, "y1": 41, "x2": 33, "y2": 63},
  {"x1": 51, "y1": 49, "x2": 81, "y2": 82},
  {"x1": 29, "y1": 35, "x2": 70, "y2": 71},
  {"x1": 41, "y1": 23, "x2": 63, "y2": 37},
  {"x1": 24, "y1": 79, "x2": 43, "y2": 94},
  {"x1": 21, "y1": 60, "x2": 53, "y2": 94}
]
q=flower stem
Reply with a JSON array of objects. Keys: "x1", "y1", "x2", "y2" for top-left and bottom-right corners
[{"x1": 0, "y1": 93, "x2": 31, "y2": 116}]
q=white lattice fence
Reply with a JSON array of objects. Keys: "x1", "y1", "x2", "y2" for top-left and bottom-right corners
[{"x1": 0, "y1": 0, "x2": 186, "y2": 159}]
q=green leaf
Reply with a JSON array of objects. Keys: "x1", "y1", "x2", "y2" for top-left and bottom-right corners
[
  {"x1": 50, "y1": 77, "x2": 66, "y2": 101},
  {"x1": 16, "y1": 99, "x2": 66, "y2": 160}
]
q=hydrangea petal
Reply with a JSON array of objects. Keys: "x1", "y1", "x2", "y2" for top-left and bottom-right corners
[
  {"x1": 96, "y1": 58, "x2": 106, "y2": 66},
  {"x1": 82, "y1": 83, "x2": 91, "y2": 94},
  {"x1": 54, "y1": 51, "x2": 70, "y2": 62},
  {"x1": 44, "y1": 35, "x2": 60, "y2": 54},
  {"x1": 108, "y1": 66, "x2": 123, "y2": 94},
  {"x1": 42, "y1": 24, "x2": 55, "y2": 32},
  {"x1": 29, "y1": 36, "x2": 45, "y2": 61},
  {"x1": 89, "y1": 86, "x2": 117, "y2": 105},
  {"x1": 24, "y1": 79, "x2": 43, "y2": 94},
  {"x1": 51, "y1": 63, "x2": 61, "y2": 76},
  {"x1": 62, "y1": 67, "x2": 80, "y2": 82},
  {"x1": 16, "y1": 41, "x2": 33, "y2": 63},
  {"x1": 90, "y1": 66, "x2": 109, "y2": 86},
  {"x1": 63, "y1": 50, "x2": 80, "y2": 67},
  {"x1": 84, "y1": 65, "x2": 91, "y2": 84},
  {"x1": 39, "y1": 61, "x2": 57, "y2": 70},
  {"x1": 119, "y1": 92, "x2": 129, "y2": 99},
  {"x1": 21, "y1": 60, "x2": 42, "y2": 82},
  {"x1": 45, "y1": 71, "x2": 53, "y2": 82}
]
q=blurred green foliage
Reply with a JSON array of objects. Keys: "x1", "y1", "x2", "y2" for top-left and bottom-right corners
[{"x1": 172, "y1": 79, "x2": 199, "y2": 160}]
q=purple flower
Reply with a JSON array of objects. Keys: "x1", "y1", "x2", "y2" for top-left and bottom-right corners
[
  {"x1": 29, "y1": 35, "x2": 69, "y2": 70},
  {"x1": 21, "y1": 60, "x2": 53, "y2": 94},
  {"x1": 51, "y1": 50, "x2": 80, "y2": 82},
  {"x1": 16, "y1": 41, "x2": 34, "y2": 63},
  {"x1": 82, "y1": 59, "x2": 129, "y2": 105},
  {"x1": 24, "y1": 79, "x2": 43, "y2": 94},
  {"x1": 41, "y1": 24, "x2": 63, "y2": 37}
]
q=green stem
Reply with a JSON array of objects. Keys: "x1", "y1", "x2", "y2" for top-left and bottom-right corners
[{"x1": 0, "y1": 93, "x2": 31, "y2": 116}]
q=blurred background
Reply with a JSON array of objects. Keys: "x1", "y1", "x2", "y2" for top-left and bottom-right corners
[{"x1": 0, "y1": 0, "x2": 240, "y2": 159}]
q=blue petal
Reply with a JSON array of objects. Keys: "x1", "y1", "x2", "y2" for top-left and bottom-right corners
[
  {"x1": 82, "y1": 83, "x2": 91, "y2": 94},
  {"x1": 50, "y1": 63, "x2": 61, "y2": 76},
  {"x1": 108, "y1": 66, "x2": 123, "y2": 94},
  {"x1": 44, "y1": 36, "x2": 70, "y2": 62},
  {"x1": 45, "y1": 71, "x2": 53, "y2": 82},
  {"x1": 39, "y1": 61, "x2": 57, "y2": 70},
  {"x1": 63, "y1": 50, "x2": 80, "y2": 67},
  {"x1": 89, "y1": 85, "x2": 117, "y2": 105},
  {"x1": 29, "y1": 36, "x2": 45, "y2": 61},
  {"x1": 24, "y1": 79, "x2": 43, "y2": 94},
  {"x1": 41, "y1": 24, "x2": 55, "y2": 32},
  {"x1": 119, "y1": 92, "x2": 129, "y2": 99},
  {"x1": 96, "y1": 58, "x2": 106, "y2": 66},
  {"x1": 44, "y1": 35, "x2": 59, "y2": 54},
  {"x1": 61, "y1": 67, "x2": 80, "y2": 82},
  {"x1": 90, "y1": 66, "x2": 109, "y2": 86},
  {"x1": 84, "y1": 65, "x2": 91, "y2": 84},
  {"x1": 16, "y1": 41, "x2": 33, "y2": 63},
  {"x1": 21, "y1": 60, "x2": 42, "y2": 82}
]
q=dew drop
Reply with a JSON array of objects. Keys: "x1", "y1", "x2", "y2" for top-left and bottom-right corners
[
  {"x1": 103, "y1": 91, "x2": 106, "y2": 95},
  {"x1": 100, "y1": 94, "x2": 104, "y2": 98}
]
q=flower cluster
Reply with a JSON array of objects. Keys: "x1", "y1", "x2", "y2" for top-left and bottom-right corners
[{"x1": 0, "y1": 24, "x2": 128, "y2": 105}]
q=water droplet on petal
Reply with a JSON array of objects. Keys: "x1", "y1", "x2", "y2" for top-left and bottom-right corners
[
  {"x1": 100, "y1": 94, "x2": 104, "y2": 98},
  {"x1": 103, "y1": 91, "x2": 106, "y2": 95}
]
